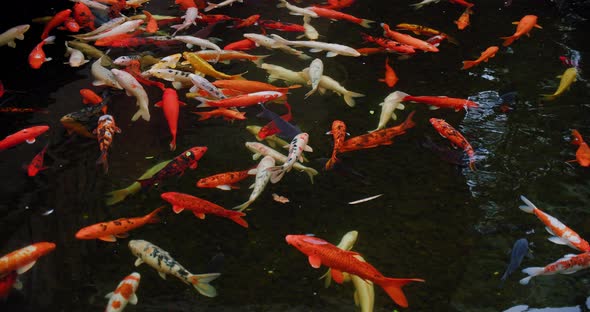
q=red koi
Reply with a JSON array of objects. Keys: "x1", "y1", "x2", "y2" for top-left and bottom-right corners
[
  {"x1": 308, "y1": 7, "x2": 374, "y2": 28},
  {"x1": 62, "y1": 17, "x2": 80, "y2": 32},
  {"x1": 258, "y1": 103, "x2": 293, "y2": 139},
  {"x1": 360, "y1": 33, "x2": 416, "y2": 55},
  {"x1": 27, "y1": 144, "x2": 49, "y2": 177},
  {"x1": 355, "y1": 47, "x2": 386, "y2": 56},
  {"x1": 155, "y1": 88, "x2": 186, "y2": 151},
  {"x1": 196, "y1": 91, "x2": 285, "y2": 108},
  {"x1": 449, "y1": 0, "x2": 474, "y2": 8},
  {"x1": 176, "y1": 0, "x2": 197, "y2": 9},
  {"x1": 123, "y1": 60, "x2": 166, "y2": 91},
  {"x1": 570, "y1": 129, "x2": 590, "y2": 167},
  {"x1": 429, "y1": 118, "x2": 476, "y2": 170},
  {"x1": 143, "y1": 10, "x2": 159, "y2": 33},
  {"x1": 41, "y1": 9, "x2": 71, "y2": 39},
  {"x1": 0, "y1": 125, "x2": 50, "y2": 151},
  {"x1": 326, "y1": 120, "x2": 347, "y2": 170},
  {"x1": 223, "y1": 38, "x2": 257, "y2": 51},
  {"x1": 73, "y1": 2, "x2": 95, "y2": 30},
  {"x1": 28, "y1": 36, "x2": 55, "y2": 69},
  {"x1": 402, "y1": 95, "x2": 478, "y2": 111},
  {"x1": 232, "y1": 14, "x2": 260, "y2": 29},
  {"x1": 161, "y1": 192, "x2": 248, "y2": 228},
  {"x1": 0, "y1": 271, "x2": 18, "y2": 299},
  {"x1": 196, "y1": 168, "x2": 254, "y2": 190},
  {"x1": 260, "y1": 20, "x2": 305, "y2": 32}
]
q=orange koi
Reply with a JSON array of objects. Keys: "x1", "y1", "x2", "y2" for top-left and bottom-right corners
[
  {"x1": 223, "y1": 38, "x2": 257, "y2": 51},
  {"x1": 191, "y1": 107, "x2": 246, "y2": 121},
  {"x1": 0, "y1": 242, "x2": 56, "y2": 276},
  {"x1": 196, "y1": 168, "x2": 254, "y2": 190},
  {"x1": 143, "y1": 10, "x2": 159, "y2": 33},
  {"x1": 355, "y1": 47, "x2": 386, "y2": 56},
  {"x1": 80, "y1": 88, "x2": 107, "y2": 113},
  {"x1": 461, "y1": 46, "x2": 499, "y2": 70},
  {"x1": 286, "y1": 234, "x2": 424, "y2": 308},
  {"x1": 326, "y1": 120, "x2": 347, "y2": 170},
  {"x1": 570, "y1": 129, "x2": 590, "y2": 167},
  {"x1": 402, "y1": 95, "x2": 478, "y2": 111},
  {"x1": 195, "y1": 91, "x2": 285, "y2": 108},
  {"x1": 75, "y1": 207, "x2": 163, "y2": 242},
  {"x1": 308, "y1": 7, "x2": 374, "y2": 28},
  {"x1": 379, "y1": 56, "x2": 398, "y2": 88},
  {"x1": 381, "y1": 23, "x2": 438, "y2": 52},
  {"x1": 73, "y1": 2, "x2": 95, "y2": 30},
  {"x1": 0, "y1": 125, "x2": 49, "y2": 151},
  {"x1": 161, "y1": 192, "x2": 248, "y2": 228},
  {"x1": 429, "y1": 118, "x2": 476, "y2": 170},
  {"x1": 93, "y1": 115, "x2": 122, "y2": 174},
  {"x1": 232, "y1": 14, "x2": 260, "y2": 28},
  {"x1": 212, "y1": 80, "x2": 300, "y2": 94},
  {"x1": 41, "y1": 9, "x2": 71, "y2": 39},
  {"x1": 28, "y1": 36, "x2": 55, "y2": 69},
  {"x1": 360, "y1": 33, "x2": 416, "y2": 55},
  {"x1": 454, "y1": 8, "x2": 472, "y2": 30},
  {"x1": 500, "y1": 14, "x2": 542, "y2": 47}
]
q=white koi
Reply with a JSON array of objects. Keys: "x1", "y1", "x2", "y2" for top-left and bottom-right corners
[
  {"x1": 128, "y1": 240, "x2": 220, "y2": 297},
  {"x1": 64, "y1": 42, "x2": 89, "y2": 67},
  {"x1": 72, "y1": 16, "x2": 127, "y2": 39},
  {"x1": 245, "y1": 142, "x2": 318, "y2": 184},
  {"x1": 300, "y1": 15, "x2": 319, "y2": 40},
  {"x1": 111, "y1": 68, "x2": 150, "y2": 122},
  {"x1": 91, "y1": 56, "x2": 123, "y2": 90},
  {"x1": 270, "y1": 34, "x2": 361, "y2": 57},
  {"x1": 171, "y1": 7, "x2": 201, "y2": 36},
  {"x1": 276, "y1": 0, "x2": 318, "y2": 17},
  {"x1": 174, "y1": 35, "x2": 222, "y2": 55},
  {"x1": 76, "y1": 20, "x2": 144, "y2": 41},
  {"x1": 243, "y1": 33, "x2": 311, "y2": 60},
  {"x1": 105, "y1": 272, "x2": 140, "y2": 312},
  {"x1": 302, "y1": 58, "x2": 323, "y2": 99},
  {"x1": 69, "y1": 0, "x2": 109, "y2": 11},
  {"x1": 259, "y1": 63, "x2": 308, "y2": 85},
  {"x1": 0, "y1": 24, "x2": 30, "y2": 48},
  {"x1": 370, "y1": 91, "x2": 409, "y2": 132},
  {"x1": 317, "y1": 75, "x2": 365, "y2": 107},
  {"x1": 204, "y1": 0, "x2": 244, "y2": 12},
  {"x1": 189, "y1": 74, "x2": 226, "y2": 99},
  {"x1": 410, "y1": 0, "x2": 440, "y2": 9},
  {"x1": 267, "y1": 132, "x2": 313, "y2": 183},
  {"x1": 233, "y1": 155, "x2": 275, "y2": 212}
]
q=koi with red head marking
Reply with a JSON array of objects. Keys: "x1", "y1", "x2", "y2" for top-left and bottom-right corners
[
  {"x1": 137, "y1": 146, "x2": 208, "y2": 189},
  {"x1": 28, "y1": 36, "x2": 55, "y2": 69},
  {"x1": 161, "y1": 192, "x2": 248, "y2": 228},
  {"x1": 105, "y1": 272, "x2": 141, "y2": 312},
  {"x1": 429, "y1": 118, "x2": 476, "y2": 171},
  {"x1": 286, "y1": 234, "x2": 424, "y2": 308},
  {"x1": 520, "y1": 252, "x2": 590, "y2": 285}
]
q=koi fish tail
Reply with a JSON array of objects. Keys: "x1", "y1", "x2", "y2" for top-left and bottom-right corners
[
  {"x1": 377, "y1": 277, "x2": 425, "y2": 308},
  {"x1": 131, "y1": 107, "x2": 150, "y2": 122},
  {"x1": 233, "y1": 200, "x2": 253, "y2": 212},
  {"x1": 267, "y1": 166, "x2": 286, "y2": 184},
  {"x1": 343, "y1": 91, "x2": 366, "y2": 108},
  {"x1": 228, "y1": 211, "x2": 249, "y2": 228},
  {"x1": 304, "y1": 167, "x2": 318, "y2": 184},
  {"x1": 359, "y1": 19, "x2": 375, "y2": 29},
  {"x1": 325, "y1": 155, "x2": 340, "y2": 171},
  {"x1": 500, "y1": 35, "x2": 517, "y2": 47},
  {"x1": 400, "y1": 111, "x2": 417, "y2": 130},
  {"x1": 105, "y1": 188, "x2": 131, "y2": 206},
  {"x1": 461, "y1": 60, "x2": 478, "y2": 70},
  {"x1": 252, "y1": 55, "x2": 271, "y2": 67},
  {"x1": 519, "y1": 267, "x2": 543, "y2": 285},
  {"x1": 188, "y1": 273, "x2": 221, "y2": 297},
  {"x1": 169, "y1": 138, "x2": 177, "y2": 152},
  {"x1": 540, "y1": 93, "x2": 557, "y2": 101},
  {"x1": 229, "y1": 71, "x2": 248, "y2": 80},
  {"x1": 193, "y1": 112, "x2": 211, "y2": 121},
  {"x1": 468, "y1": 160, "x2": 477, "y2": 171},
  {"x1": 518, "y1": 195, "x2": 537, "y2": 214},
  {"x1": 571, "y1": 129, "x2": 583, "y2": 146},
  {"x1": 204, "y1": 2, "x2": 218, "y2": 12},
  {"x1": 146, "y1": 206, "x2": 165, "y2": 223},
  {"x1": 445, "y1": 35, "x2": 459, "y2": 45},
  {"x1": 96, "y1": 151, "x2": 109, "y2": 174}
]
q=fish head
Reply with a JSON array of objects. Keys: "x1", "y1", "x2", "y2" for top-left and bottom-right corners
[
  {"x1": 22, "y1": 125, "x2": 50, "y2": 138},
  {"x1": 34, "y1": 242, "x2": 57, "y2": 256},
  {"x1": 160, "y1": 192, "x2": 178, "y2": 204},
  {"x1": 128, "y1": 239, "x2": 148, "y2": 256},
  {"x1": 185, "y1": 146, "x2": 208, "y2": 163},
  {"x1": 16, "y1": 24, "x2": 30, "y2": 34},
  {"x1": 286, "y1": 234, "x2": 329, "y2": 254},
  {"x1": 74, "y1": 227, "x2": 94, "y2": 240}
]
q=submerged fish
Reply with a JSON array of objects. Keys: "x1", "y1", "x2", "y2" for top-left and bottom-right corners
[
  {"x1": 105, "y1": 160, "x2": 172, "y2": 205},
  {"x1": 501, "y1": 238, "x2": 531, "y2": 282}
]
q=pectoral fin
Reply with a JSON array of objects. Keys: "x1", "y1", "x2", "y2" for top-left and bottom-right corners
[
  {"x1": 547, "y1": 236, "x2": 569, "y2": 245},
  {"x1": 216, "y1": 185, "x2": 232, "y2": 191},
  {"x1": 331, "y1": 269, "x2": 344, "y2": 284},
  {"x1": 134, "y1": 258, "x2": 143, "y2": 266},
  {"x1": 105, "y1": 291, "x2": 114, "y2": 299},
  {"x1": 193, "y1": 212, "x2": 206, "y2": 219},
  {"x1": 158, "y1": 271, "x2": 167, "y2": 279},
  {"x1": 115, "y1": 232, "x2": 130, "y2": 238},
  {"x1": 26, "y1": 138, "x2": 36, "y2": 144},
  {"x1": 308, "y1": 255, "x2": 322, "y2": 268},
  {"x1": 172, "y1": 205, "x2": 184, "y2": 214},
  {"x1": 17, "y1": 261, "x2": 36, "y2": 274},
  {"x1": 304, "y1": 146, "x2": 313, "y2": 152},
  {"x1": 129, "y1": 293, "x2": 138, "y2": 305},
  {"x1": 534, "y1": 24, "x2": 542, "y2": 29},
  {"x1": 98, "y1": 235, "x2": 117, "y2": 242}
]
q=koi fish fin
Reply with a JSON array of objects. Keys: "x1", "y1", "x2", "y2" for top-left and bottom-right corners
[
  {"x1": 146, "y1": 206, "x2": 164, "y2": 223},
  {"x1": 193, "y1": 211, "x2": 206, "y2": 219},
  {"x1": 267, "y1": 166, "x2": 286, "y2": 184},
  {"x1": 534, "y1": 24, "x2": 542, "y2": 29},
  {"x1": 325, "y1": 156, "x2": 340, "y2": 171},
  {"x1": 105, "y1": 291, "x2": 114, "y2": 299},
  {"x1": 154, "y1": 100, "x2": 163, "y2": 107},
  {"x1": 461, "y1": 61, "x2": 477, "y2": 70},
  {"x1": 547, "y1": 236, "x2": 569, "y2": 245},
  {"x1": 519, "y1": 267, "x2": 543, "y2": 285},
  {"x1": 233, "y1": 200, "x2": 253, "y2": 212},
  {"x1": 216, "y1": 184, "x2": 232, "y2": 191},
  {"x1": 172, "y1": 205, "x2": 184, "y2": 214},
  {"x1": 131, "y1": 107, "x2": 150, "y2": 122},
  {"x1": 500, "y1": 35, "x2": 517, "y2": 47},
  {"x1": 360, "y1": 19, "x2": 375, "y2": 29},
  {"x1": 98, "y1": 235, "x2": 117, "y2": 242},
  {"x1": 540, "y1": 93, "x2": 557, "y2": 101},
  {"x1": 7, "y1": 41, "x2": 16, "y2": 48},
  {"x1": 378, "y1": 277, "x2": 425, "y2": 308},
  {"x1": 304, "y1": 167, "x2": 318, "y2": 184},
  {"x1": 136, "y1": 178, "x2": 154, "y2": 189},
  {"x1": 17, "y1": 261, "x2": 36, "y2": 274},
  {"x1": 115, "y1": 232, "x2": 129, "y2": 238},
  {"x1": 96, "y1": 151, "x2": 109, "y2": 174},
  {"x1": 158, "y1": 271, "x2": 167, "y2": 279},
  {"x1": 13, "y1": 278, "x2": 22, "y2": 290},
  {"x1": 518, "y1": 195, "x2": 536, "y2": 214},
  {"x1": 545, "y1": 227, "x2": 556, "y2": 236},
  {"x1": 134, "y1": 257, "x2": 144, "y2": 266},
  {"x1": 26, "y1": 138, "x2": 36, "y2": 144},
  {"x1": 304, "y1": 145, "x2": 313, "y2": 152},
  {"x1": 129, "y1": 293, "x2": 138, "y2": 305},
  {"x1": 252, "y1": 55, "x2": 270, "y2": 67},
  {"x1": 229, "y1": 211, "x2": 249, "y2": 228},
  {"x1": 320, "y1": 268, "x2": 333, "y2": 287},
  {"x1": 188, "y1": 273, "x2": 221, "y2": 297},
  {"x1": 331, "y1": 269, "x2": 345, "y2": 284},
  {"x1": 343, "y1": 91, "x2": 365, "y2": 108},
  {"x1": 308, "y1": 255, "x2": 322, "y2": 268}
]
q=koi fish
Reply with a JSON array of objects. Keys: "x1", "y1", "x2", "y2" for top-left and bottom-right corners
[
  {"x1": 409, "y1": 0, "x2": 440, "y2": 9},
  {"x1": 98, "y1": 36, "x2": 181, "y2": 48},
  {"x1": 73, "y1": 2, "x2": 96, "y2": 30},
  {"x1": 340, "y1": 111, "x2": 415, "y2": 153},
  {"x1": 223, "y1": 38, "x2": 257, "y2": 51},
  {"x1": 0, "y1": 125, "x2": 50, "y2": 151},
  {"x1": 91, "y1": 56, "x2": 122, "y2": 89},
  {"x1": 212, "y1": 80, "x2": 299, "y2": 94},
  {"x1": 270, "y1": 34, "x2": 361, "y2": 57},
  {"x1": 402, "y1": 95, "x2": 478, "y2": 111},
  {"x1": 326, "y1": 120, "x2": 347, "y2": 170},
  {"x1": 0, "y1": 242, "x2": 56, "y2": 277},
  {"x1": 379, "y1": 56, "x2": 398, "y2": 88},
  {"x1": 155, "y1": 88, "x2": 185, "y2": 151},
  {"x1": 195, "y1": 91, "x2": 285, "y2": 108},
  {"x1": 395, "y1": 23, "x2": 458, "y2": 45},
  {"x1": 570, "y1": 129, "x2": 590, "y2": 167},
  {"x1": 256, "y1": 104, "x2": 301, "y2": 141},
  {"x1": 93, "y1": 115, "x2": 122, "y2": 174},
  {"x1": 111, "y1": 68, "x2": 151, "y2": 122},
  {"x1": 75, "y1": 207, "x2": 162, "y2": 242},
  {"x1": 381, "y1": 23, "x2": 438, "y2": 52},
  {"x1": 519, "y1": 195, "x2": 590, "y2": 252},
  {"x1": 245, "y1": 142, "x2": 318, "y2": 184},
  {"x1": 520, "y1": 252, "x2": 590, "y2": 285},
  {"x1": 449, "y1": 0, "x2": 474, "y2": 8},
  {"x1": 128, "y1": 239, "x2": 220, "y2": 297},
  {"x1": 316, "y1": 75, "x2": 365, "y2": 107},
  {"x1": 182, "y1": 52, "x2": 245, "y2": 80},
  {"x1": 41, "y1": 9, "x2": 71, "y2": 39},
  {"x1": 267, "y1": 132, "x2": 312, "y2": 183},
  {"x1": 143, "y1": 68, "x2": 193, "y2": 90},
  {"x1": 276, "y1": 0, "x2": 318, "y2": 17},
  {"x1": 314, "y1": 0, "x2": 355, "y2": 10},
  {"x1": 80, "y1": 88, "x2": 104, "y2": 108},
  {"x1": 60, "y1": 95, "x2": 108, "y2": 139},
  {"x1": 245, "y1": 126, "x2": 292, "y2": 151},
  {"x1": 501, "y1": 238, "x2": 531, "y2": 282},
  {"x1": 0, "y1": 107, "x2": 48, "y2": 114},
  {"x1": 191, "y1": 107, "x2": 246, "y2": 121},
  {"x1": 0, "y1": 24, "x2": 30, "y2": 48},
  {"x1": 256, "y1": 103, "x2": 294, "y2": 140},
  {"x1": 137, "y1": 146, "x2": 207, "y2": 189},
  {"x1": 171, "y1": 7, "x2": 201, "y2": 35},
  {"x1": 27, "y1": 144, "x2": 49, "y2": 177},
  {"x1": 285, "y1": 234, "x2": 424, "y2": 308},
  {"x1": 540, "y1": 67, "x2": 577, "y2": 101},
  {"x1": 64, "y1": 42, "x2": 89, "y2": 67},
  {"x1": 105, "y1": 273, "x2": 140, "y2": 312},
  {"x1": 429, "y1": 118, "x2": 476, "y2": 171},
  {"x1": 259, "y1": 63, "x2": 308, "y2": 86},
  {"x1": 360, "y1": 33, "x2": 417, "y2": 55},
  {"x1": 176, "y1": 0, "x2": 197, "y2": 10},
  {"x1": 204, "y1": 0, "x2": 243, "y2": 12},
  {"x1": 161, "y1": 192, "x2": 248, "y2": 227},
  {"x1": 370, "y1": 91, "x2": 408, "y2": 132},
  {"x1": 194, "y1": 50, "x2": 269, "y2": 66},
  {"x1": 455, "y1": 8, "x2": 472, "y2": 30},
  {"x1": 0, "y1": 271, "x2": 19, "y2": 299},
  {"x1": 174, "y1": 35, "x2": 222, "y2": 55},
  {"x1": 76, "y1": 20, "x2": 144, "y2": 41},
  {"x1": 67, "y1": 41, "x2": 112, "y2": 65},
  {"x1": 303, "y1": 58, "x2": 323, "y2": 98},
  {"x1": 143, "y1": 10, "x2": 158, "y2": 33},
  {"x1": 197, "y1": 168, "x2": 254, "y2": 190},
  {"x1": 62, "y1": 17, "x2": 80, "y2": 33},
  {"x1": 105, "y1": 160, "x2": 172, "y2": 205},
  {"x1": 232, "y1": 155, "x2": 275, "y2": 211},
  {"x1": 302, "y1": 15, "x2": 319, "y2": 40},
  {"x1": 306, "y1": 6, "x2": 374, "y2": 28},
  {"x1": 260, "y1": 20, "x2": 305, "y2": 32},
  {"x1": 461, "y1": 46, "x2": 499, "y2": 70},
  {"x1": 232, "y1": 14, "x2": 260, "y2": 29},
  {"x1": 28, "y1": 36, "x2": 55, "y2": 69},
  {"x1": 500, "y1": 15, "x2": 542, "y2": 47}
]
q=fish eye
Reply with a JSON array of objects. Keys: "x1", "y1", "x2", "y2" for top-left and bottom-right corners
[{"x1": 185, "y1": 152, "x2": 192, "y2": 157}]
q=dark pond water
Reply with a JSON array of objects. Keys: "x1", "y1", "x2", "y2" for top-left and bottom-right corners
[{"x1": 1, "y1": 0, "x2": 590, "y2": 311}]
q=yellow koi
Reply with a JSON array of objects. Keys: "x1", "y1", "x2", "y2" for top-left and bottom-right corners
[
  {"x1": 181, "y1": 52, "x2": 245, "y2": 80},
  {"x1": 541, "y1": 67, "x2": 578, "y2": 101}
]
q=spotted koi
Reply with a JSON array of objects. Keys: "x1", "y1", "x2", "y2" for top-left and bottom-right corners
[
  {"x1": 429, "y1": 118, "x2": 476, "y2": 170},
  {"x1": 105, "y1": 272, "x2": 140, "y2": 312}
]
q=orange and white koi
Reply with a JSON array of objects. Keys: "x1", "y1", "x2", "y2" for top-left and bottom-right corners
[
  {"x1": 429, "y1": 118, "x2": 476, "y2": 171},
  {"x1": 395, "y1": 23, "x2": 458, "y2": 45},
  {"x1": 326, "y1": 120, "x2": 347, "y2": 170},
  {"x1": 267, "y1": 132, "x2": 312, "y2": 183},
  {"x1": 381, "y1": 23, "x2": 438, "y2": 52},
  {"x1": 212, "y1": 79, "x2": 299, "y2": 94},
  {"x1": 128, "y1": 239, "x2": 220, "y2": 297},
  {"x1": 519, "y1": 195, "x2": 590, "y2": 252},
  {"x1": 0, "y1": 242, "x2": 56, "y2": 277},
  {"x1": 306, "y1": 6, "x2": 374, "y2": 28},
  {"x1": 570, "y1": 129, "x2": 590, "y2": 167},
  {"x1": 379, "y1": 56, "x2": 398, "y2": 88},
  {"x1": 461, "y1": 46, "x2": 499, "y2": 70},
  {"x1": 360, "y1": 33, "x2": 417, "y2": 55},
  {"x1": 520, "y1": 252, "x2": 590, "y2": 285},
  {"x1": 93, "y1": 115, "x2": 122, "y2": 174},
  {"x1": 155, "y1": 88, "x2": 185, "y2": 151},
  {"x1": 143, "y1": 10, "x2": 158, "y2": 33},
  {"x1": 28, "y1": 36, "x2": 55, "y2": 69},
  {"x1": 270, "y1": 34, "x2": 361, "y2": 57},
  {"x1": 75, "y1": 207, "x2": 163, "y2": 242},
  {"x1": 286, "y1": 234, "x2": 424, "y2": 308},
  {"x1": 105, "y1": 272, "x2": 141, "y2": 312},
  {"x1": 500, "y1": 14, "x2": 542, "y2": 47},
  {"x1": 77, "y1": 20, "x2": 144, "y2": 41},
  {"x1": 193, "y1": 49, "x2": 268, "y2": 66},
  {"x1": 197, "y1": 168, "x2": 254, "y2": 190},
  {"x1": 27, "y1": 144, "x2": 49, "y2": 177}
]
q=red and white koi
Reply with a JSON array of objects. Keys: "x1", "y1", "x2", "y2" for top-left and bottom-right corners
[
  {"x1": 28, "y1": 36, "x2": 55, "y2": 69},
  {"x1": 520, "y1": 252, "x2": 590, "y2": 285},
  {"x1": 429, "y1": 118, "x2": 476, "y2": 171},
  {"x1": 267, "y1": 132, "x2": 313, "y2": 183},
  {"x1": 105, "y1": 273, "x2": 141, "y2": 312},
  {"x1": 276, "y1": 0, "x2": 318, "y2": 17}
]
